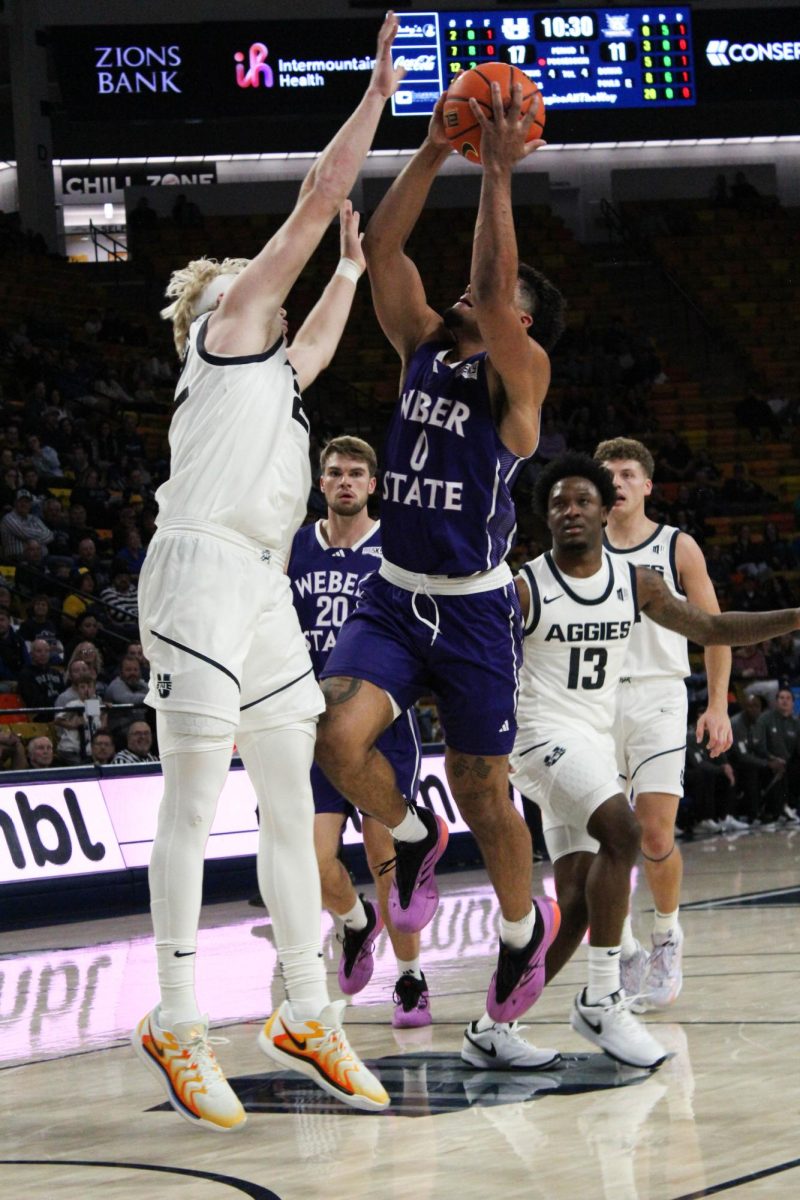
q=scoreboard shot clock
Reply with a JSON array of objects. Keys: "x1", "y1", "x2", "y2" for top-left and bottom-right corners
[{"x1": 391, "y1": 7, "x2": 696, "y2": 117}]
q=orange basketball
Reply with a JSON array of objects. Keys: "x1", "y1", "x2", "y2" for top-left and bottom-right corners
[{"x1": 443, "y1": 61, "x2": 545, "y2": 165}]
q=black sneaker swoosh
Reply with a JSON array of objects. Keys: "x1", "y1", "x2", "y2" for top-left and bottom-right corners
[
  {"x1": 581, "y1": 1011, "x2": 603, "y2": 1034},
  {"x1": 464, "y1": 1029, "x2": 496, "y2": 1057},
  {"x1": 280, "y1": 1019, "x2": 308, "y2": 1052}
]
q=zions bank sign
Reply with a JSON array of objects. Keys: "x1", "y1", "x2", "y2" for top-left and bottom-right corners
[
  {"x1": 94, "y1": 43, "x2": 183, "y2": 94},
  {"x1": 50, "y1": 19, "x2": 378, "y2": 123}
]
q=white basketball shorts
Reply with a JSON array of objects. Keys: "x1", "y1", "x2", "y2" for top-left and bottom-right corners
[
  {"x1": 614, "y1": 677, "x2": 688, "y2": 801},
  {"x1": 138, "y1": 524, "x2": 324, "y2": 733},
  {"x1": 510, "y1": 727, "x2": 622, "y2": 862}
]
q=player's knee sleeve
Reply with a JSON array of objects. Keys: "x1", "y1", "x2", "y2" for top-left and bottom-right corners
[{"x1": 157, "y1": 709, "x2": 237, "y2": 757}]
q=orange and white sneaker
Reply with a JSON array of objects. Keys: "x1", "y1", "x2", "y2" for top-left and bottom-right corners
[
  {"x1": 132, "y1": 1007, "x2": 246, "y2": 1133},
  {"x1": 258, "y1": 1000, "x2": 390, "y2": 1112}
]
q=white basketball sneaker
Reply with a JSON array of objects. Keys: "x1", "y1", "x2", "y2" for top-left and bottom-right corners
[
  {"x1": 461, "y1": 1020, "x2": 560, "y2": 1070},
  {"x1": 620, "y1": 940, "x2": 650, "y2": 1013},
  {"x1": 259, "y1": 999, "x2": 389, "y2": 1112},
  {"x1": 645, "y1": 925, "x2": 684, "y2": 1009},
  {"x1": 132, "y1": 1007, "x2": 246, "y2": 1133},
  {"x1": 571, "y1": 989, "x2": 667, "y2": 1070}
]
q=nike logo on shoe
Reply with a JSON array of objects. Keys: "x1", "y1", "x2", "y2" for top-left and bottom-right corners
[
  {"x1": 280, "y1": 1019, "x2": 308, "y2": 1051},
  {"x1": 582, "y1": 1012, "x2": 603, "y2": 1034},
  {"x1": 543, "y1": 595, "x2": 563, "y2": 604},
  {"x1": 148, "y1": 1019, "x2": 168, "y2": 1058},
  {"x1": 464, "y1": 1029, "x2": 496, "y2": 1057}
]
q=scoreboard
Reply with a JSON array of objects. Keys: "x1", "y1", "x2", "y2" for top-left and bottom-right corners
[
  {"x1": 45, "y1": 7, "x2": 800, "y2": 157},
  {"x1": 391, "y1": 7, "x2": 695, "y2": 116}
]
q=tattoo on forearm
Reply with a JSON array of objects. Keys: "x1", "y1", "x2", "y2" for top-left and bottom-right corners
[
  {"x1": 321, "y1": 676, "x2": 363, "y2": 706},
  {"x1": 652, "y1": 599, "x2": 799, "y2": 646}
]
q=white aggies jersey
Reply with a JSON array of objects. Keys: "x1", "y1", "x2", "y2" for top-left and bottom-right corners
[
  {"x1": 604, "y1": 524, "x2": 690, "y2": 681},
  {"x1": 515, "y1": 551, "x2": 638, "y2": 742},
  {"x1": 154, "y1": 313, "x2": 311, "y2": 556}
]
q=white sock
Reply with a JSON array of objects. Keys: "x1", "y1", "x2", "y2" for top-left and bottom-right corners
[
  {"x1": 391, "y1": 806, "x2": 429, "y2": 844},
  {"x1": 586, "y1": 944, "x2": 622, "y2": 1004},
  {"x1": 475, "y1": 1011, "x2": 497, "y2": 1033},
  {"x1": 396, "y1": 956, "x2": 422, "y2": 980},
  {"x1": 620, "y1": 914, "x2": 638, "y2": 959},
  {"x1": 653, "y1": 908, "x2": 679, "y2": 940},
  {"x1": 337, "y1": 896, "x2": 368, "y2": 931},
  {"x1": 237, "y1": 722, "x2": 330, "y2": 1019},
  {"x1": 500, "y1": 907, "x2": 536, "y2": 951}
]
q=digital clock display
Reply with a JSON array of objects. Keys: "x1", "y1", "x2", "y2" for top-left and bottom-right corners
[{"x1": 391, "y1": 7, "x2": 696, "y2": 116}]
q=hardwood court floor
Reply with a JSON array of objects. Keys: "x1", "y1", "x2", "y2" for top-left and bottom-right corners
[{"x1": 2, "y1": 827, "x2": 800, "y2": 1199}]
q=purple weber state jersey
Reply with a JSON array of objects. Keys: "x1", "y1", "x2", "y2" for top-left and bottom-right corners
[
  {"x1": 288, "y1": 519, "x2": 384, "y2": 678},
  {"x1": 381, "y1": 341, "x2": 530, "y2": 576},
  {"x1": 288, "y1": 519, "x2": 421, "y2": 810}
]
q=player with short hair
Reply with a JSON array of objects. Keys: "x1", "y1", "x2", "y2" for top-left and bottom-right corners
[
  {"x1": 289, "y1": 434, "x2": 430, "y2": 1028},
  {"x1": 315, "y1": 81, "x2": 566, "y2": 1062},
  {"x1": 595, "y1": 436, "x2": 733, "y2": 1009},
  {"x1": 513, "y1": 451, "x2": 800, "y2": 1066},
  {"x1": 132, "y1": 15, "x2": 405, "y2": 1132}
]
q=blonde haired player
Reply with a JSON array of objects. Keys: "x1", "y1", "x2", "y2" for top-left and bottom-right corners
[
  {"x1": 132, "y1": 14, "x2": 405, "y2": 1132},
  {"x1": 595, "y1": 436, "x2": 733, "y2": 1009}
]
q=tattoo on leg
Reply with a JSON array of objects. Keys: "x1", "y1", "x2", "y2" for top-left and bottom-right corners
[
  {"x1": 321, "y1": 676, "x2": 363, "y2": 706},
  {"x1": 449, "y1": 754, "x2": 493, "y2": 781}
]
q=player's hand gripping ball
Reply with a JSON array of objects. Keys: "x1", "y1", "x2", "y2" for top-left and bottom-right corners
[{"x1": 443, "y1": 62, "x2": 545, "y2": 164}]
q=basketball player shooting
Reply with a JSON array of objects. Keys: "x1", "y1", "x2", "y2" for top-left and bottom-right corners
[
  {"x1": 511, "y1": 452, "x2": 800, "y2": 1069},
  {"x1": 132, "y1": 14, "x2": 405, "y2": 1132},
  {"x1": 315, "y1": 80, "x2": 568, "y2": 1069}
]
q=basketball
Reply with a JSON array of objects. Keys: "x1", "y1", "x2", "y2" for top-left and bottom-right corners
[{"x1": 443, "y1": 62, "x2": 545, "y2": 165}]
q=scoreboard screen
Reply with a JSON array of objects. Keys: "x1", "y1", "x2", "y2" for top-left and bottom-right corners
[{"x1": 391, "y1": 7, "x2": 695, "y2": 116}]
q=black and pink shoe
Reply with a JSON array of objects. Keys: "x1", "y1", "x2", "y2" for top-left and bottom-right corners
[
  {"x1": 389, "y1": 808, "x2": 449, "y2": 934},
  {"x1": 337, "y1": 899, "x2": 384, "y2": 996},
  {"x1": 486, "y1": 896, "x2": 561, "y2": 1022}
]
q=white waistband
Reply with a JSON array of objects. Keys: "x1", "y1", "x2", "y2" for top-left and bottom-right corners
[
  {"x1": 154, "y1": 519, "x2": 286, "y2": 569},
  {"x1": 379, "y1": 558, "x2": 512, "y2": 595}
]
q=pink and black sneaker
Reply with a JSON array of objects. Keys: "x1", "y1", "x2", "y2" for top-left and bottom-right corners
[
  {"x1": 392, "y1": 972, "x2": 432, "y2": 1028},
  {"x1": 338, "y1": 898, "x2": 384, "y2": 996},
  {"x1": 486, "y1": 896, "x2": 561, "y2": 1022},
  {"x1": 389, "y1": 807, "x2": 449, "y2": 934}
]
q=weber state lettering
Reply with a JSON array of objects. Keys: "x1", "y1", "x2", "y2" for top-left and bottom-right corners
[
  {"x1": 381, "y1": 342, "x2": 530, "y2": 575},
  {"x1": 288, "y1": 520, "x2": 383, "y2": 676}
]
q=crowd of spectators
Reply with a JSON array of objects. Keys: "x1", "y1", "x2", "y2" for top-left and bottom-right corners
[{"x1": 0, "y1": 279, "x2": 175, "y2": 769}]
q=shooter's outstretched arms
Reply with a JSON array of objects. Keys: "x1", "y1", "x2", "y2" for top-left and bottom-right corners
[
  {"x1": 637, "y1": 566, "x2": 800, "y2": 644},
  {"x1": 363, "y1": 94, "x2": 452, "y2": 370},
  {"x1": 208, "y1": 13, "x2": 404, "y2": 357},
  {"x1": 470, "y1": 82, "x2": 549, "y2": 458}
]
